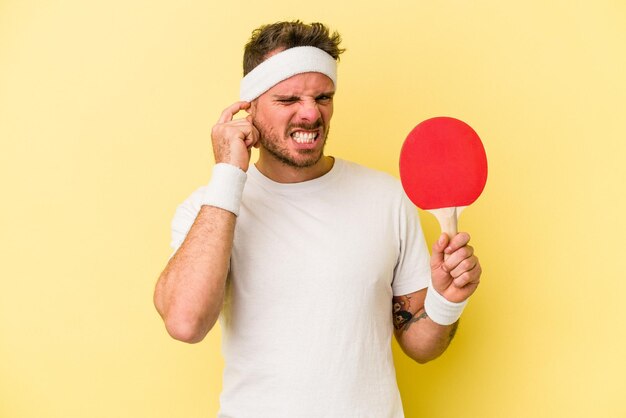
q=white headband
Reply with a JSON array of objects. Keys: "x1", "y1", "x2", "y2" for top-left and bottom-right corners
[{"x1": 239, "y1": 46, "x2": 337, "y2": 102}]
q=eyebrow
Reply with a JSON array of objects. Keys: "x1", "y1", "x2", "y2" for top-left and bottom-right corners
[{"x1": 272, "y1": 95, "x2": 299, "y2": 100}]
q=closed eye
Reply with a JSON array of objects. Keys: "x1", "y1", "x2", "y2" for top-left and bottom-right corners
[
  {"x1": 275, "y1": 96, "x2": 300, "y2": 104},
  {"x1": 316, "y1": 94, "x2": 334, "y2": 102}
]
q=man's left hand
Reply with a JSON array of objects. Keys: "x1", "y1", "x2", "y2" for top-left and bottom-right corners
[{"x1": 430, "y1": 232, "x2": 482, "y2": 303}]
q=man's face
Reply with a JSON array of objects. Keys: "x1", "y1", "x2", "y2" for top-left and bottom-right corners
[{"x1": 250, "y1": 72, "x2": 335, "y2": 169}]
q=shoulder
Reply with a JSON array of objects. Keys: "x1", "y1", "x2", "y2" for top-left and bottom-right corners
[
  {"x1": 171, "y1": 185, "x2": 209, "y2": 230},
  {"x1": 175, "y1": 185, "x2": 208, "y2": 213},
  {"x1": 336, "y1": 159, "x2": 406, "y2": 196},
  {"x1": 169, "y1": 185, "x2": 209, "y2": 250}
]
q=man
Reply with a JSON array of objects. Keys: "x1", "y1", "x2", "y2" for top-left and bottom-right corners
[{"x1": 154, "y1": 21, "x2": 481, "y2": 418}]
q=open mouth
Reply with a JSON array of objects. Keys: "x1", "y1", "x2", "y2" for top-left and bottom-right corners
[{"x1": 291, "y1": 131, "x2": 319, "y2": 144}]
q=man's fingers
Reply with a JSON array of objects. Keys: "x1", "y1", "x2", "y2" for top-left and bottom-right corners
[
  {"x1": 430, "y1": 234, "x2": 450, "y2": 268},
  {"x1": 243, "y1": 135, "x2": 257, "y2": 149},
  {"x1": 241, "y1": 119, "x2": 259, "y2": 149},
  {"x1": 452, "y1": 261, "x2": 482, "y2": 288},
  {"x1": 217, "y1": 101, "x2": 250, "y2": 124},
  {"x1": 444, "y1": 232, "x2": 471, "y2": 256},
  {"x1": 449, "y1": 254, "x2": 478, "y2": 279},
  {"x1": 443, "y1": 245, "x2": 474, "y2": 272},
  {"x1": 210, "y1": 102, "x2": 257, "y2": 170}
]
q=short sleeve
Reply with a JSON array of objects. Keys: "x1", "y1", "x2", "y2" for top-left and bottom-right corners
[
  {"x1": 169, "y1": 186, "x2": 208, "y2": 253},
  {"x1": 391, "y1": 191, "x2": 431, "y2": 296}
]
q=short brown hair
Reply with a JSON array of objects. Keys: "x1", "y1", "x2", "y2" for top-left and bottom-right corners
[{"x1": 243, "y1": 21, "x2": 345, "y2": 76}]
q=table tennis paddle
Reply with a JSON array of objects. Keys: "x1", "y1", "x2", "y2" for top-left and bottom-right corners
[{"x1": 399, "y1": 116, "x2": 487, "y2": 239}]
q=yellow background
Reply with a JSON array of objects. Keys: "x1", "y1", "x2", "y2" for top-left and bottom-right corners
[{"x1": 1, "y1": 1, "x2": 625, "y2": 417}]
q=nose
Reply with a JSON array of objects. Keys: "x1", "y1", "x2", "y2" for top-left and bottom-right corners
[{"x1": 297, "y1": 98, "x2": 321, "y2": 122}]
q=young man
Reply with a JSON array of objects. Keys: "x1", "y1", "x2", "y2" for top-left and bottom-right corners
[{"x1": 154, "y1": 21, "x2": 481, "y2": 418}]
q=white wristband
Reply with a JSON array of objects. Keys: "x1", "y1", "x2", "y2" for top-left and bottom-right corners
[
  {"x1": 201, "y1": 163, "x2": 247, "y2": 216},
  {"x1": 424, "y1": 282, "x2": 468, "y2": 326}
]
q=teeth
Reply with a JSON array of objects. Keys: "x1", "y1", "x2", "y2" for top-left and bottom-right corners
[{"x1": 292, "y1": 131, "x2": 317, "y2": 144}]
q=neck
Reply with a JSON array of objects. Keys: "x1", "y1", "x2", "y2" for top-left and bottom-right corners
[{"x1": 255, "y1": 153, "x2": 335, "y2": 183}]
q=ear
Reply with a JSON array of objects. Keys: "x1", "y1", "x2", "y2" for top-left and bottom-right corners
[{"x1": 247, "y1": 99, "x2": 257, "y2": 117}]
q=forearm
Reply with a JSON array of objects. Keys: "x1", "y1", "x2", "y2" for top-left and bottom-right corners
[
  {"x1": 154, "y1": 205, "x2": 235, "y2": 343},
  {"x1": 393, "y1": 289, "x2": 462, "y2": 363},
  {"x1": 394, "y1": 231, "x2": 480, "y2": 362},
  {"x1": 394, "y1": 309, "x2": 459, "y2": 363}
]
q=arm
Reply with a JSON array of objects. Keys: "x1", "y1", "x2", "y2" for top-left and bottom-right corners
[
  {"x1": 153, "y1": 101, "x2": 259, "y2": 343},
  {"x1": 393, "y1": 290, "x2": 459, "y2": 363},
  {"x1": 154, "y1": 206, "x2": 235, "y2": 343},
  {"x1": 393, "y1": 232, "x2": 481, "y2": 363}
]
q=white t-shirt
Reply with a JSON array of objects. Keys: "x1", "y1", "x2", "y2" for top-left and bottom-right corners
[{"x1": 170, "y1": 159, "x2": 431, "y2": 418}]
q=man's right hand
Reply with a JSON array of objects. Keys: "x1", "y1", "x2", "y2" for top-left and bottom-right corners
[{"x1": 211, "y1": 101, "x2": 260, "y2": 172}]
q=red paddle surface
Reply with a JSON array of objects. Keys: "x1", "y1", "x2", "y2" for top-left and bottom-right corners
[{"x1": 399, "y1": 117, "x2": 487, "y2": 210}]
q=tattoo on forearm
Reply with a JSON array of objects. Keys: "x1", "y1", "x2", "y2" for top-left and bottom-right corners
[
  {"x1": 393, "y1": 295, "x2": 428, "y2": 331},
  {"x1": 395, "y1": 310, "x2": 428, "y2": 331}
]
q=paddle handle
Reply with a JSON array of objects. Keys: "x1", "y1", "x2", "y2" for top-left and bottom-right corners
[
  {"x1": 430, "y1": 207, "x2": 458, "y2": 237},
  {"x1": 429, "y1": 207, "x2": 466, "y2": 259}
]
